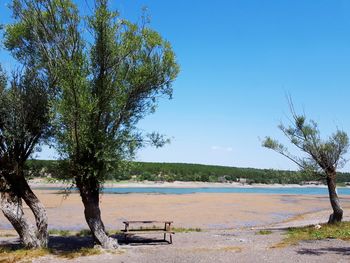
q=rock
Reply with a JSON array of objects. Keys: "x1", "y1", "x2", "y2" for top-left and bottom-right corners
[{"x1": 314, "y1": 224, "x2": 322, "y2": 230}]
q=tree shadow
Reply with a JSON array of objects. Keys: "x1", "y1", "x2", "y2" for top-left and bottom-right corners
[
  {"x1": 0, "y1": 238, "x2": 22, "y2": 251},
  {"x1": 0, "y1": 235, "x2": 95, "y2": 253},
  {"x1": 48, "y1": 235, "x2": 94, "y2": 252},
  {"x1": 0, "y1": 233, "x2": 170, "y2": 254},
  {"x1": 297, "y1": 246, "x2": 350, "y2": 256}
]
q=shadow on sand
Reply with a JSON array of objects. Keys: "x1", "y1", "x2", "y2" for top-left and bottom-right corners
[{"x1": 297, "y1": 246, "x2": 350, "y2": 256}]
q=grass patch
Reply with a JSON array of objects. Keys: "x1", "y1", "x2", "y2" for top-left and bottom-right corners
[
  {"x1": 273, "y1": 221, "x2": 350, "y2": 248},
  {"x1": 48, "y1": 228, "x2": 122, "y2": 237},
  {"x1": 0, "y1": 247, "x2": 110, "y2": 262},
  {"x1": 106, "y1": 229, "x2": 122, "y2": 235},
  {"x1": 122, "y1": 225, "x2": 202, "y2": 233},
  {"x1": 256, "y1": 230, "x2": 273, "y2": 235},
  {"x1": 49, "y1": 229, "x2": 71, "y2": 237},
  {"x1": 75, "y1": 229, "x2": 92, "y2": 237},
  {"x1": 0, "y1": 233, "x2": 16, "y2": 238},
  {"x1": 172, "y1": 227, "x2": 202, "y2": 233},
  {"x1": 0, "y1": 248, "x2": 49, "y2": 263},
  {"x1": 182, "y1": 246, "x2": 242, "y2": 253}
]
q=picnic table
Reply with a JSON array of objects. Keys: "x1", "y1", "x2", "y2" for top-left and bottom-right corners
[{"x1": 122, "y1": 220, "x2": 174, "y2": 244}]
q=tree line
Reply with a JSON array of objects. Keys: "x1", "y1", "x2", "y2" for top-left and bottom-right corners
[{"x1": 25, "y1": 160, "x2": 350, "y2": 185}]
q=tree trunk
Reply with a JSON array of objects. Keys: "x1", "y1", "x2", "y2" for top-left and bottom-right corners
[
  {"x1": 326, "y1": 174, "x2": 343, "y2": 224},
  {"x1": 2, "y1": 169, "x2": 48, "y2": 247},
  {"x1": 0, "y1": 177, "x2": 41, "y2": 248},
  {"x1": 76, "y1": 177, "x2": 118, "y2": 249},
  {"x1": 19, "y1": 177, "x2": 48, "y2": 247}
]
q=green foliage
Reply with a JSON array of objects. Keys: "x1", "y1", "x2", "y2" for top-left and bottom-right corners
[
  {"x1": 256, "y1": 230, "x2": 272, "y2": 235},
  {"x1": 263, "y1": 102, "x2": 349, "y2": 178},
  {"x1": 126, "y1": 162, "x2": 318, "y2": 184},
  {"x1": 26, "y1": 160, "x2": 350, "y2": 184},
  {"x1": 0, "y1": 67, "x2": 50, "y2": 169},
  {"x1": 5, "y1": 0, "x2": 179, "y2": 188},
  {"x1": 48, "y1": 229, "x2": 70, "y2": 237}
]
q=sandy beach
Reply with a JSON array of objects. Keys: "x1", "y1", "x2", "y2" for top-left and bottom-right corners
[{"x1": 29, "y1": 178, "x2": 337, "y2": 189}]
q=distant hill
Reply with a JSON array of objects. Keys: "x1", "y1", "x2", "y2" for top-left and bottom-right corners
[{"x1": 25, "y1": 160, "x2": 350, "y2": 185}]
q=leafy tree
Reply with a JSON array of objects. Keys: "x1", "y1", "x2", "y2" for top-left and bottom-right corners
[
  {"x1": 263, "y1": 104, "x2": 349, "y2": 223},
  {"x1": 0, "y1": 66, "x2": 50, "y2": 247},
  {"x1": 5, "y1": 0, "x2": 179, "y2": 248}
]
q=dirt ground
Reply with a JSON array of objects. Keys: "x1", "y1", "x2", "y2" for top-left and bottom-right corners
[
  {"x1": 1, "y1": 227, "x2": 349, "y2": 263},
  {"x1": 1, "y1": 190, "x2": 349, "y2": 230}
]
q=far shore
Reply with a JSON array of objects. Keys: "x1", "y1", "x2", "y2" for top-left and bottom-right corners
[{"x1": 28, "y1": 178, "x2": 348, "y2": 189}]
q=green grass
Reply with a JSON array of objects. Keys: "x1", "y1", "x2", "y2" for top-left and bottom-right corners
[
  {"x1": 273, "y1": 221, "x2": 350, "y2": 248},
  {"x1": 48, "y1": 229, "x2": 71, "y2": 237},
  {"x1": 172, "y1": 227, "x2": 202, "y2": 233},
  {"x1": 49, "y1": 228, "x2": 122, "y2": 237},
  {"x1": 256, "y1": 230, "x2": 273, "y2": 235},
  {"x1": 75, "y1": 229, "x2": 92, "y2": 237}
]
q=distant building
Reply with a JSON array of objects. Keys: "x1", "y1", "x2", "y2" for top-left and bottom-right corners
[
  {"x1": 218, "y1": 176, "x2": 228, "y2": 183},
  {"x1": 237, "y1": 178, "x2": 254, "y2": 184}
]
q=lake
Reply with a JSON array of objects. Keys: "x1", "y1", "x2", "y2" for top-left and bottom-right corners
[{"x1": 39, "y1": 186, "x2": 350, "y2": 195}]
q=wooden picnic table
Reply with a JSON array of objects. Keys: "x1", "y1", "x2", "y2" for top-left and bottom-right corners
[{"x1": 122, "y1": 220, "x2": 174, "y2": 244}]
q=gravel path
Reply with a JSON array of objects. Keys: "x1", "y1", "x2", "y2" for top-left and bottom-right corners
[{"x1": 25, "y1": 228, "x2": 350, "y2": 263}]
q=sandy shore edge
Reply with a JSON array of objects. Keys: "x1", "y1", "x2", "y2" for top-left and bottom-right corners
[{"x1": 28, "y1": 178, "x2": 345, "y2": 189}]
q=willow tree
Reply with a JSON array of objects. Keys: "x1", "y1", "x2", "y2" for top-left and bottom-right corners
[
  {"x1": 6, "y1": 0, "x2": 179, "y2": 248},
  {"x1": 263, "y1": 105, "x2": 349, "y2": 224},
  {"x1": 0, "y1": 66, "x2": 50, "y2": 248}
]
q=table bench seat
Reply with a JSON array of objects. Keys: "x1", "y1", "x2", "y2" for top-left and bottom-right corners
[
  {"x1": 122, "y1": 220, "x2": 174, "y2": 244},
  {"x1": 122, "y1": 230, "x2": 175, "y2": 234}
]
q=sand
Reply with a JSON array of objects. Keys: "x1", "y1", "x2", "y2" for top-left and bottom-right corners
[
  {"x1": 1, "y1": 188, "x2": 350, "y2": 262},
  {"x1": 1, "y1": 189, "x2": 349, "y2": 231}
]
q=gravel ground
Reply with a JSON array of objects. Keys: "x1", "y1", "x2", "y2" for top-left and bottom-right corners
[{"x1": 0, "y1": 227, "x2": 346, "y2": 263}]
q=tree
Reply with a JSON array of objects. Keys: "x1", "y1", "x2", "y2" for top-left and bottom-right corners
[
  {"x1": 5, "y1": 0, "x2": 179, "y2": 248},
  {"x1": 0, "y1": 66, "x2": 50, "y2": 247},
  {"x1": 263, "y1": 103, "x2": 349, "y2": 223}
]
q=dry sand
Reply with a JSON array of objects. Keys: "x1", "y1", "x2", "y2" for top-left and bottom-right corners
[{"x1": 1, "y1": 190, "x2": 350, "y2": 230}]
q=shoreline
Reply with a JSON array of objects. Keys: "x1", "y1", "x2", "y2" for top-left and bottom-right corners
[{"x1": 29, "y1": 178, "x2": 344, "y2": 189}]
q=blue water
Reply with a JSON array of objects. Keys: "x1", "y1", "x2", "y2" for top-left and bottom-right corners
[{"x1": 38, "y1": 186, "x2": 350, "y2": 195}]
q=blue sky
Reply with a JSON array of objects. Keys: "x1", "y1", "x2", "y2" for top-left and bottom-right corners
[{"x1": 1, "y1": 0, "x2": 350, "y2": 171}]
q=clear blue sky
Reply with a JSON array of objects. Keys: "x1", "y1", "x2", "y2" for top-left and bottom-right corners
[{"x1": 1, "y1": 0, "x2": 350, "y2": 171}]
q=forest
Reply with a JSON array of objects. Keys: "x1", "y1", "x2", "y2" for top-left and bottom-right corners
[{"x1": 26, "y1": 160, "x2": 350, "y2": 185}]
